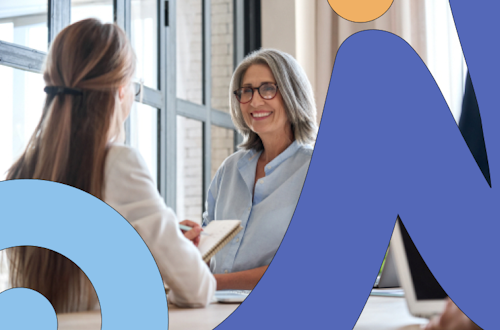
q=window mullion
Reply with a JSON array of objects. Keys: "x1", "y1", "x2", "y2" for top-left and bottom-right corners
[
  {"x1": 115, "y1": 0, "x2": 132, "y2": 39},
  {"x1": 202, "y1": 0, "x2": 212, "y2": 207},
  {"x1": 233, "y1": 0, "x2": 244, "y2": 68},
  {"x1": 162, "y1": 0, "x2": 177, "y2": 208},
  {"x1": 115, "y1": 0, "x2": 132, "y2": 144},
  {"x1": 0, "y1": 41, "x2": 45, "y2": 73},
  {"x1": 48, "y1": 0, "x2": 71, "y2": 44},
  {"x1": 232, "y1": 0, "x2": 244, "y2": 151}
]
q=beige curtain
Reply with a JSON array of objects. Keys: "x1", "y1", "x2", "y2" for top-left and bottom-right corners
[
  {"x1": 313, "y1": 0, "x2": 465, "y2": 123},
  {"x1": 315, "y1": 0, "x2": 338, "y2": 124}
]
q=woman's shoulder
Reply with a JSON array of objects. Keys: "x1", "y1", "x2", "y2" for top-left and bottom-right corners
[
  {"x1": 294, "y1": 143, "x2": 314, "y2": 161},
  {"x1": 216, "y1": 148, "x2": 253, "y2": 170},
  {"x1": 297, "y1": 143, "x2": 313, "y2": 154},
  {"x1": 105, "y1": 144, "x2": 145, "y2": 171},
  {"x1": 103, "y1": 144, "x2": 159, "y2": 205},
  {"x1": 103, "y1": 144, "x2": 154, "y2": 188},
  {"x1": 106, "y1": 143, "x2": 139, "y2": 161}
]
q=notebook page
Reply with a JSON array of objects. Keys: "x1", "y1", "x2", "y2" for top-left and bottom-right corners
[{"x1": 198, "y1": 220, "x2": 241, "y2": 259}]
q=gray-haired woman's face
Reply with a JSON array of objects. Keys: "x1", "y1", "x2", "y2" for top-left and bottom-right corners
[{"x1": 240, "y1": 64, "x2": 290, "y2": 141}]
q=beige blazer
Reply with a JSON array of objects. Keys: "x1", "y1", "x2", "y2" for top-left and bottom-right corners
[{"x1": 103, "y1": 144, "x2": 215, "y2": 307}]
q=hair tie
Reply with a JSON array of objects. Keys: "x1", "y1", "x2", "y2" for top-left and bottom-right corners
[{"x1": 44, "y1": 86, "x2": 83, "y2": 96}]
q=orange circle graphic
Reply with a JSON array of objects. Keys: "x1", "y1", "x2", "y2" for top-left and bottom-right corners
[{"x1": 328, "y1": 0, "x2": 394, "y2": 23}]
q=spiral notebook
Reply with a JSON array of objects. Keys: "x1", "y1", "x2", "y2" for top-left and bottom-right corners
[
  {"x1": 199, "y1": 220, "x2": 242, "y2": 263},
  {"x1": 165, "y1": 220, "x2": 242, "y2": 294}
]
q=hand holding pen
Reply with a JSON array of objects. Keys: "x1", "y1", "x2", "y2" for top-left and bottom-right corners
[{"x1": 179, "y1": 220, "x2": 208, "y2": 247}]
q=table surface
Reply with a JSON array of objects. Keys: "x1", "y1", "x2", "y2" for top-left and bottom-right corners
[
  {"x1": 57, "y1": 302, "x2": 239, "y2": 330},
  {"x1": 57, "y1": 294, "x2": 429, "y2": 330},
  {"x1": 354, "y1": 295, "x2": 428, "y2": 330}
]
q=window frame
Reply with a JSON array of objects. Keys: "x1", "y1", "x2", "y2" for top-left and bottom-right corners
[{"x1": 0, "y1": 0, "x2": 247, "y2": 213}]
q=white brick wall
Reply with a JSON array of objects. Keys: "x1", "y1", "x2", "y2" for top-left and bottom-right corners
[
  {"x1": 176, "y1": 117, "x2": 203, "y2": 223},
  {"x1": 210, "y1": 0, "x2": 235, "y2": 185},
  {"x1": 177, "y1": 0, "x2": 203, "y2": 104},
  {"x1": 177, "y1": 0, "x2": 235, "y2": 224},
  {"x1": 211, "y1": 0, "x2": 233, "y2": 114}
]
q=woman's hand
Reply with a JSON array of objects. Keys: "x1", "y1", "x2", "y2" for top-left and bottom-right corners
[
  {"x1": 179, "y1": 220, "x2": 202, "y2": 247},
  {"x1": 214, "y1": 265, "x2": 268, "y2": 290},
  {"x1": 424, "y1": 298, "x2": 481, "y2": 330}
]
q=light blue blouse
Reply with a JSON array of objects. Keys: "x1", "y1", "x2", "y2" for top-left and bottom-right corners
[{"x1": 202, "y1": 140, "x2": 313, "y2": 274}]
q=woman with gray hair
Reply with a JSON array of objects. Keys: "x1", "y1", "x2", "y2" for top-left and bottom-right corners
[{"x1": 201, "y1": 48, "x2": 318, "y2": 290}]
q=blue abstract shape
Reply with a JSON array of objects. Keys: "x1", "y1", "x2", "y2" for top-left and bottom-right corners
[
  {"x1": 0, "y1": 288, "x2": 57, "y2": 330},
  {"x1": 218, "y1": 29, "x2": 495, "y2": 329},
  {"x1": 0, "y1": 180, "x2": 168, "y2": 329},
  {"x1": 299, "y1": 30, "x2": 495, "y2": 329}
]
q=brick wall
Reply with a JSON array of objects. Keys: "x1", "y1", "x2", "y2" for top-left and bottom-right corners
[
  {"x1": 176, "y1": 0, "x2": 235, "y2": 224},
  {"x1": 210, "y1": 0, "x2": 235, "y2": 181},
  {"x1": 176, "y1": 117, "x2": 203, "y2": 223}
]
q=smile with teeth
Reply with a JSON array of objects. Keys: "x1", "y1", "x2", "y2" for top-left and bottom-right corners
[{"x1": 252, "y1": 112, "x2": 272, "y2": 118}]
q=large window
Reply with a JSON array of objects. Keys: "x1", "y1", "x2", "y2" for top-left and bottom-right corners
[
  {"x1": 0, "y1": 3, "x2": 47, "y2": 179},
  {"x1": 174, "y1": 0, "x2": 240, "y2": 222},
  {"x1": 0, "y1": 0, "x2": 243, "y2": 221}
]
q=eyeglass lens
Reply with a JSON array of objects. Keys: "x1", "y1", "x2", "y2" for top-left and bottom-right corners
[{"x1": 237, "y1": 83, "x2": 277, "y2": 103}]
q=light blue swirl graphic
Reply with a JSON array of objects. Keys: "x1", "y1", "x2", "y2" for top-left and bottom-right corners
[
  {"x1": 0, "y1": 288, "x2": 57, "y2": 329},
  {"x1": 0, "y1": 180, "x2": 168, "y2": 329}
]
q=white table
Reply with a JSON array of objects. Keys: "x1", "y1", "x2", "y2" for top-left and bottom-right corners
[
  {"x1": 57, "y1": 293, "x2": 429, "y2": 329},
  {"x1": 57, "y1": 302, "x2": 239, "y2": 330},
  {"x1": 354, "y1": 295, "x2": 428, "y2": 330}
]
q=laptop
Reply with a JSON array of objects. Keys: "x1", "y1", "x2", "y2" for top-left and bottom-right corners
[
  {"x1": 391, "y1": 217, "x2": 447, "y2": 318},
  {"x1": 374, "y1": 244, "x2": 399, "y2": 288}
]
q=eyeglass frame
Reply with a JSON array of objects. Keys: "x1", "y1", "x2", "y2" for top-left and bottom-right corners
[
  {"x1": 233, "y1": 83, "x2": 279, "y2": 104},
  {"x1": 132, "y1": 79, "x2": 144, "y2": 97}
]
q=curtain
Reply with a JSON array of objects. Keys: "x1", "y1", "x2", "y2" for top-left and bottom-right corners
[{"x1": 313, "y1": 0, "x2": 466, "y2": 124}]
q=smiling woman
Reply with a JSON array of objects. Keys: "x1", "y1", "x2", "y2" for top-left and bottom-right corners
[{"x1": 200, "y1": 48, "x2": 318, "y2": 290}]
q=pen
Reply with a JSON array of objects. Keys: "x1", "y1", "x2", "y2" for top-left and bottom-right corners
[{"x1": 179, "y1": 224, "x2": 211, "y2": 236}]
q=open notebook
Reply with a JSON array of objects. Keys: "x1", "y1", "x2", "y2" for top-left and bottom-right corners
[{"x1": 199, "y1": 220, "x2": 242, "y2": 263}]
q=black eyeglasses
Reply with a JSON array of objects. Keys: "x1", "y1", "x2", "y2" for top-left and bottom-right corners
[
  {"x1": 132, "y1": 79, "x2": 144, "y2": 98},
  {"x1": 233, "y1": 83, "x2": 279, "y2": 104},
  {"x1": 134, "y1": 83, "x2": 142, "y2": 97}
]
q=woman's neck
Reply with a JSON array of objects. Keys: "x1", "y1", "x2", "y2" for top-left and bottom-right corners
[{"x1": 259, "y1": 126, "x2": 294, "y2": 163}]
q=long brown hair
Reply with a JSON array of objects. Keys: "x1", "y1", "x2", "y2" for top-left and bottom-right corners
[{"x1": 6, "y1": 18, "x2": 136, "y2": 313}]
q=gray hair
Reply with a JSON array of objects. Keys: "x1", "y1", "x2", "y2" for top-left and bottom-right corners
[{"x1": 229, "y1": 48, "x2": 318, "y2": 151}]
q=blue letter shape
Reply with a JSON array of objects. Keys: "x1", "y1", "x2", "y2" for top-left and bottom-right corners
[
  {"x1": 219, "y1": 1, "x2": 499, "y2": 329},
  {"x1": 218, "y1": 30, "x2": 496, "y2": 329}
]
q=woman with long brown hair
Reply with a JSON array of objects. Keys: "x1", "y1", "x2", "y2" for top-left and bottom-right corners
[{"x1": 6, "y1": 18, "x2": 215, "y2": 312}]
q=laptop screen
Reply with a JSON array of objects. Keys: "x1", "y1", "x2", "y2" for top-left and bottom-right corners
[{"x1": 399, "y1": 219, "x2": 448, "y2": 300}]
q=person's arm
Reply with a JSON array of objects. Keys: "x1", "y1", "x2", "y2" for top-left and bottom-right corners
[
  {"x1": 214, "y1": 266, "x2": 268, "y2": 290},
  {"x1": 104, "y1": 146, "x2": 216, "y2": 308},
  {"x1": 425, "y1": 298, "x2": 481, "y2": 330}
]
